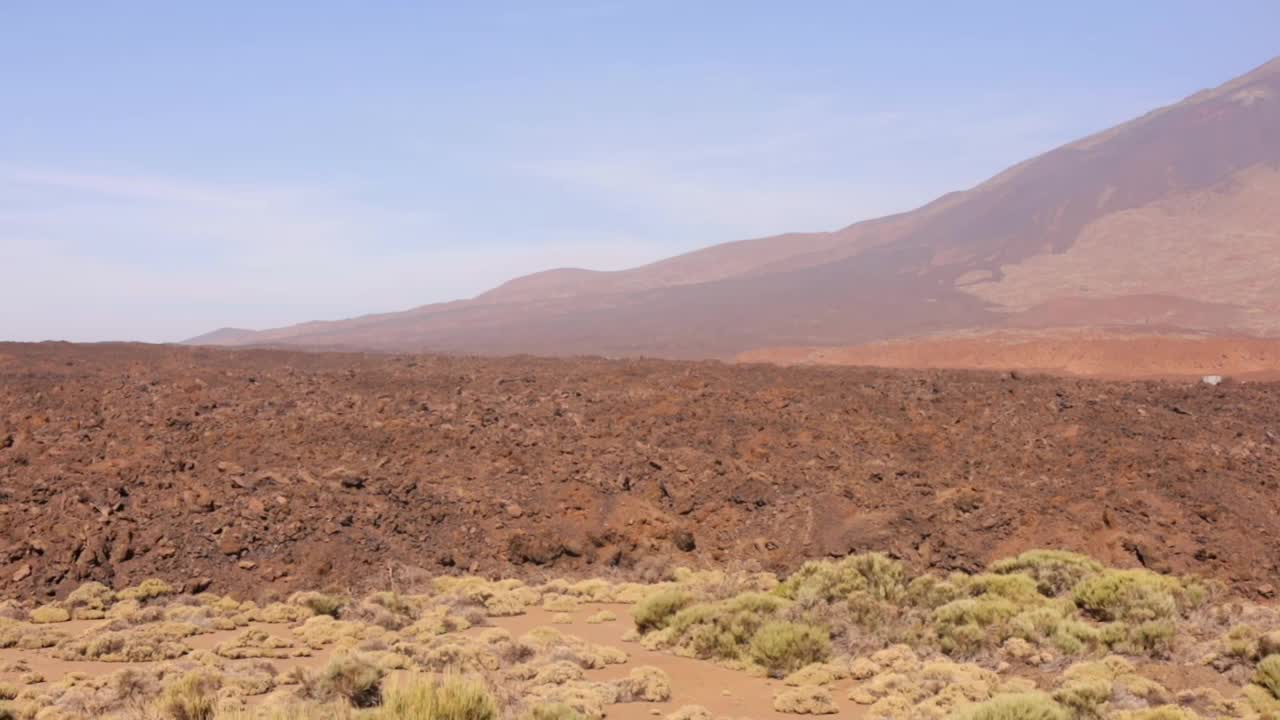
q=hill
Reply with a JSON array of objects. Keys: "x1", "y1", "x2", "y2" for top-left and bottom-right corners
[{"x1": 187, "y1": 59, "x2": 1280, "y2": 366}]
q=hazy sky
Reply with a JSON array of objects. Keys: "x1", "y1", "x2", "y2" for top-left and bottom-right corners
[{"x1": 3, "y1": 2, "x2": 1278, "y2": 342}]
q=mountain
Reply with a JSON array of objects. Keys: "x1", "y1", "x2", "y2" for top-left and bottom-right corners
[{"x1": 189, "y1": 58, "x2": 1280, "y2": 360}]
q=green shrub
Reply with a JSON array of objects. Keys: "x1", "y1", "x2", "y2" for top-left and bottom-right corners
[
  {"x1": 992, "y1": 550, "x2": 1104, "y2": 597},
  {"x1": 932, "y1": 596, "x2": 1021, "y2": 655},
  {"x1": 321, "y1": 654, "x2": 386, "y2": 708},
  {"x1": 372, "y1": 674, "x2": 499, "y2": 720},
  {"x1": 633, "y1": 589, "x2": 695, "y2": 632},
  {"x1": 1256, "y1": 655, "x2": 1280, "y2": 700},
  {"x1": 663, "y1": 592, "x2": 789, "y2": 661},
  {"x1": 957, "y1": 693, "x2": 1070, "y2": 720},
  {"x1": 1072, "y1": 570, "x2": 1196, "y2": 623},
  {"x1": 774, "y1": 553, "x2": 906, "y2": 604},
  {"x1": 749, "y1": 621, "x2": 831, "y2": 678},
  {"x1": 158, "y1": 671, "x2": 220, "y2": 720}
]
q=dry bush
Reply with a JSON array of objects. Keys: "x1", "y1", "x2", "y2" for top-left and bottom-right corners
[
  {"x1": 289, "y1": 591, "x2": 348, "y2": 618},
  {"x1": 28, "y1": 604, "x2": 70, "y2": 624},
  {"x1": 1257, "y1": 655, "x2": 1280, "y2": 700},
  {"x1": 320, "y1": 654, "x2": 386, "y2": 708},
  {"x1": 773, "y1": 685, "x2": 838, "y2": 714},
  {"x1": 665, "y1": 705, "x2": 712, "y2": 720},
  {"x1": 215, "y1": 628, "x2": 309, "y2": 659},
  {"x1": 612, "y1": 666, "x2": 671, "y2": 702},
  {"x1": 157, "y1": 670, "x2": 221, "y2": 720},
  {"x1": 956, "y1": 693, "x2": 1069, "y2": 720},
  {"x1": 55, "y1": 622, "x2": 196, "y2": 662},
  {"x1": 361, "y1": 674, "x2": 500, "y2": 720},
  {"x1": 117, "y1": 578, "x2": 175, "y2": 603}
]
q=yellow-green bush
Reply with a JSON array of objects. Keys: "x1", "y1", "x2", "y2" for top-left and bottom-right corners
[
  {"x1": 320, "y1": 653, "x2": 386, "y2": 708},
  {"x1": 370, "y1": 674, "x2": 499, "y2": 720},
  {"x1": 1072, "y1": 570, "x2": 1199, "y2": 623},
  {"x1": 28, "y1": 604, "x2": 70, "y2": 624},
  {"x1": 957, "y1": 693, "x2": 1070, "y2": 720},
  {"x1": 748, "y1": 622, "x2": 831, "y2": 678},
  {"x1": 117, "y1": 578, "x2": 175, "y2": 602},
  {"x1": 774, "y1": 553, "x2": 906, "y2": 604},
  {"x1": 991, "y1": 550, "x2": 1104, "y2": 597},
  {"x1": 633, "y1": 589, "x2": 695, "y2": 632},
  {"x1": 657, "y1": 592, "x2": 789, "y2": 661},
  {"x1": 1256, "y1": 654, "x2": 1280, "y2": 700},
  {"x1": 157, "y1": 670, "x2": 220, "y2": 720},
  {"x1": 65, "y1": 581, "x2": 116, "y2": 617}
]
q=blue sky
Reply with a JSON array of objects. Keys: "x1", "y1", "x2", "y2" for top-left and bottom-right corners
[{"x1": 2, "y1": 2, "x2": 1277, "y2": 342}]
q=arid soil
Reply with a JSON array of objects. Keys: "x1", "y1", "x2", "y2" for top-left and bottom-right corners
[
  {"x1": 737, "y1": 330, "x2": 1280, "y2": 381},
  {"x1": 2, "y1": 342, "x2": 1279, "y2": 604}
]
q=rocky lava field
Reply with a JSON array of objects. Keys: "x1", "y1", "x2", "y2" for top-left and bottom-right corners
[{"x1": 1, "y1": 342, "x2": 1278, "y2": 603}]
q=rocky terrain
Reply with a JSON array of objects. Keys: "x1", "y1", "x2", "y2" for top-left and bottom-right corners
[{"x1": 2, "y1": 342, "x2": 1278, "y2": 605}]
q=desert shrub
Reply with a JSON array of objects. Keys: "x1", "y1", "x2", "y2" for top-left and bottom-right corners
[
  {"x1": 749, "y1": 622, "x2": 832, "y2": 678},
  {"x1": 55, "y1": 623, "x2": 195, "y2": 662},
  {"x1": 1072, "y1": 570, "x2": 1200, "y2": 623},
  {"x1": 158, "y1": 670, "x2": 221, "y2": 720},
  {"x1": 585, "y1": 610, "x2": 616, "y2": 624},
  {"x1": 65, "y1": 581, "x2": 116, "y2": 617},
  {"x1": 660, "y1": 592, "x2": 788, "y2": 661},
  {"x1": 0, "y1": 705, "x2": 13, "y2": 720},
  {"x1": 774, "y1": 553, "x2": 906, "y2": 604},
  {"x1": 215, "y1": 628, "x2": 307, "y2": 659},
  {"x1": 1053, "y1": 676, "x2": 1112, "y2": 717},
  {"x1": 773, "y1": 685, "x2": 838, "y2": 714},
  {"x1": 612, "y1": 666, "x2": 671, "y2": 702},
  {"x1": 633, "y1": 589, "x2": 695, "y2": 632},
  {"x1": 992, "y1": 550, "x2": 1104, "y2": 597},
  {"x1": 932, "y1": 596, "x2": 1021, "y2": 655},
  {"x1": 321, "y1": 653, "x2": 386, "y2": 708},
  {"x1": 958, "y1": 693, "x2": 1070, "y2": 720},
  {"x1": 117, "y1": 578, "x2": 175, "y2": 602},
  {"x1": 524, "y1": 702, "x2": 584, "y2": 720},
  {"x1": 290, "y1": 591, "x2": 347, "y2": 618},
  {"x1": 664, "y1": 705, "x2": 712, "y2": 720},
  {"x1": 28, "y1": 604, "x2": 70, "y2": 624},
  {"x1": 371, "y1": 674, "x2": 499, "y2": 720},
  {"x1": 1257, "y1": 655, "x2": 1280, "y2": 700},
  {"x1": 1117, "y1": 708, "x2": 1202, "y2": 720}
]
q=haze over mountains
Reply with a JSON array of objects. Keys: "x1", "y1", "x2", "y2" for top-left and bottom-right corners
[{"x1": 190, "y1": 58, "x2": 1280, "y2": 363}]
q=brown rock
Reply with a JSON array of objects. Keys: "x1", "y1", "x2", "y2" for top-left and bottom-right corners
[
  {"x1": 11, "y1": 564, "x2": 31, "y2": 582},
  {"x1": 217, "y1": 533, "x2": 246, "y2": 556}
]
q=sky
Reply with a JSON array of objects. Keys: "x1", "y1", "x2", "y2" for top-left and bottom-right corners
[{"x1": 2, "y1": 2, "x2": 1278, "y2": 342}]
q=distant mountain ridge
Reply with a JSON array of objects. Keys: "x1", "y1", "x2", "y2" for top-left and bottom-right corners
[{"x1": 187, "y1": 58, "x2": 1280, "y2": 359}]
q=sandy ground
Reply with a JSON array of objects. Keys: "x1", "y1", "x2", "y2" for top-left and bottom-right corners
[{"x1": 0, "y1": 604, "x2": 865, "y2": 718}]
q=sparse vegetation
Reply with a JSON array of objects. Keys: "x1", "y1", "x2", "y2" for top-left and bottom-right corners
[
  {"x1": 958, "y1": 693, "x2": 1070, "y2": 720},
  {"x1": 320, "y1": 653, "x2": 387, "y2": 707},
  {"x1": 0, "y1": 550, "x2": 1271, "y2": 719}
]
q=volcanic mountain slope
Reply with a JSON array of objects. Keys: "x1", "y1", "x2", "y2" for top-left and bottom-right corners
[
  {"x1": 2, "y1": 342, "x2": 1280, "y2": 601},
  {"x1": 189, "y1": 58, "x2": 1280, "y2": 358}
]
